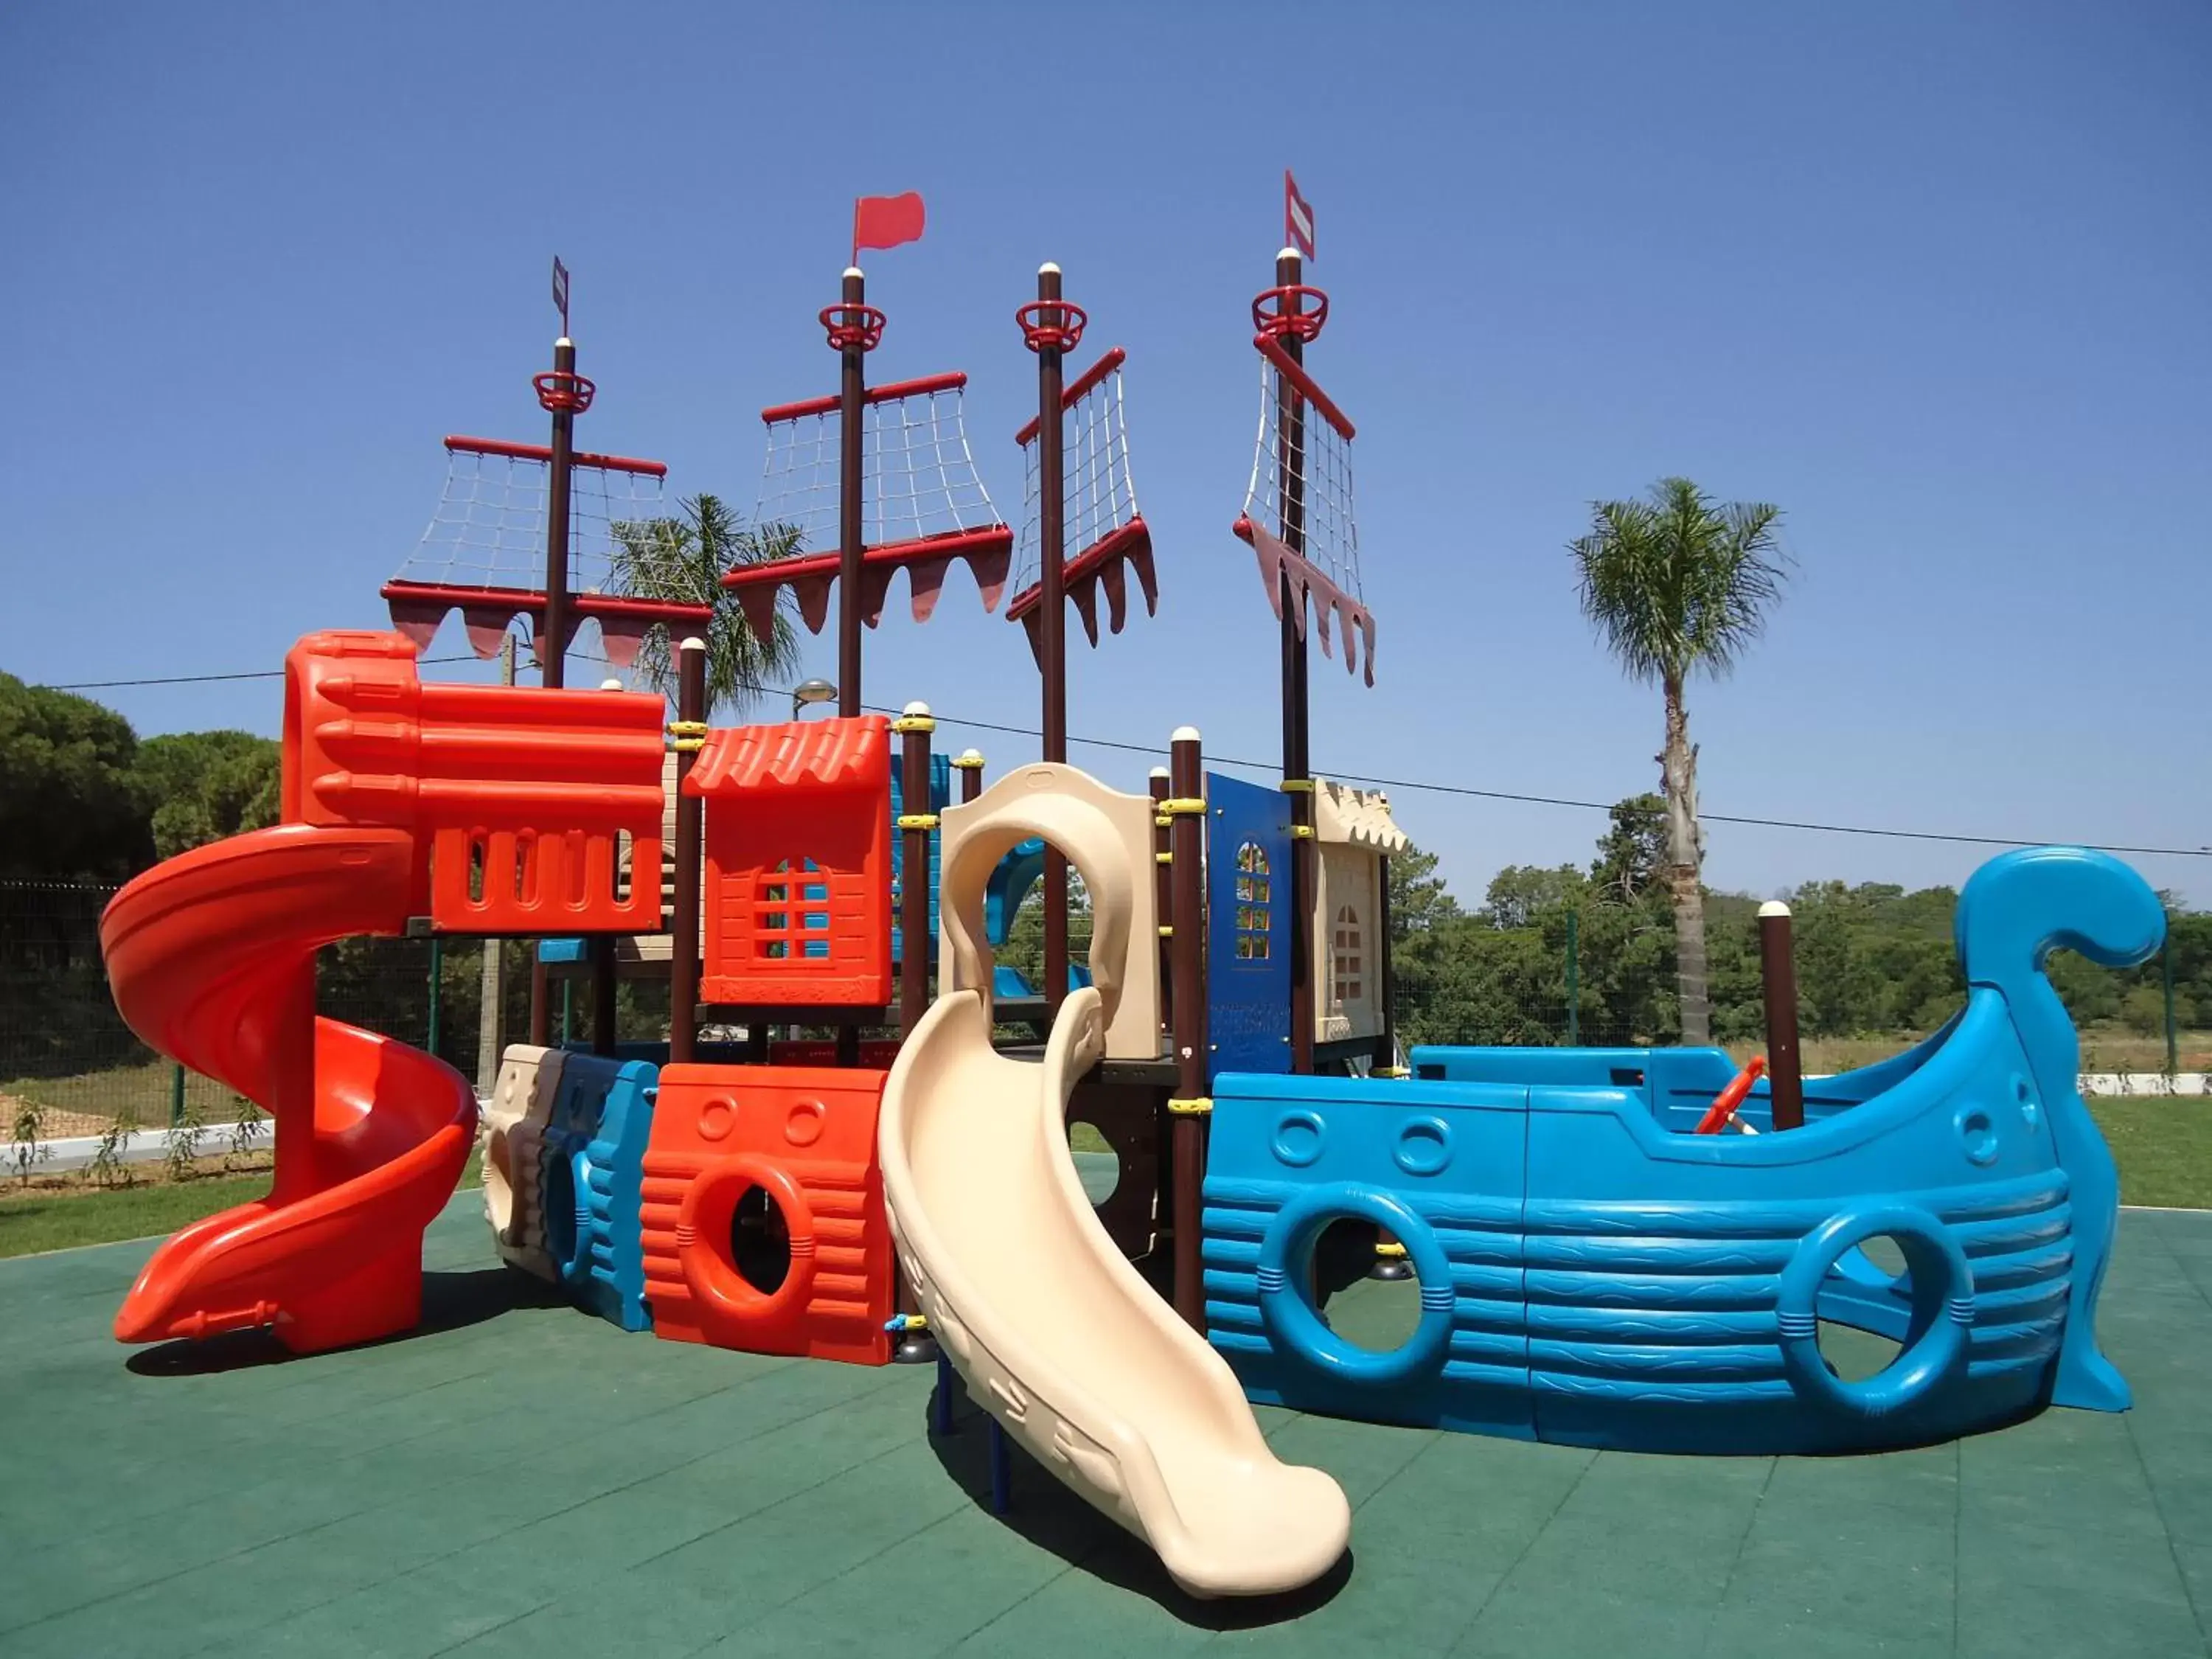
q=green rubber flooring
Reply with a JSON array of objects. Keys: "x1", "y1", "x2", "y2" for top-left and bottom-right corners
[{"x1": 4, "y1": 1202, "x2": 2212, "y2": 1658}]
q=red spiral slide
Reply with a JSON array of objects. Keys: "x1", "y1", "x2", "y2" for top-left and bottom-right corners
[
  {"x1": 99, "y1": 628, "x2": 669, "y2": 1354},
  {"x1": 101, "y1": 824, "x2": 477, "y2": 1352}
]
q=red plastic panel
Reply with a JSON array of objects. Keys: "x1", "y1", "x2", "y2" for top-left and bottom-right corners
[
  {"x1": 686, "y1": 716, "x2": 892, "y2": 1006},
  {"x1": 281, "y1": 629, "x2": 667, "y2": 931},
  {"x1": 641, "y1": 1064, "x2": 893, "y2": 1365}
]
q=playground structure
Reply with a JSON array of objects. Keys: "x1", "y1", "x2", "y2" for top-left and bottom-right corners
[{"x1": 94, "y1": 224, "x2": 2168, "y2": 1600}]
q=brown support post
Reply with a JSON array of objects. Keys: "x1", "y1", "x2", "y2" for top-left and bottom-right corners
[
  {"x1": 1760, "y1": 901, "x2": 1806, "y2": 1130},
  {"x1": 1149, "y1": 767, "x2": 1173, "y2": 1034},
  {"x1": 953, "y1": 748, "x2": 985, "y2": 804},
  {"x1": 897, "y1": 703, "x2": 936, "y2": 1037},
  {"x1": 1374, "y1": 851, "x2": 1404, "y2": 1077},
  {"x1": 1168, "y1": 728, "x2": 1209, "y2": 1332},
  {"x1": 887, "y1": 703, "x2": 941, "y2": 1366},
  {"x1": 1027, "y1": 263, "x2": 1071, "y2": 1020},
  {"x1": 1274, "y1": 251, "x2": 1315, "y2": 1075},
  {"x1": 667, "y1": 637, "x2": 707, "y2": 1065},
  {"x1": 529, "y1": 959, "x2": 551, "y2": 1046}
]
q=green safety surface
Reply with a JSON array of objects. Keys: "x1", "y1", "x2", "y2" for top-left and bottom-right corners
[{"x1": 3, "y1": 1200, "x2": 2211, "y2": 1657}]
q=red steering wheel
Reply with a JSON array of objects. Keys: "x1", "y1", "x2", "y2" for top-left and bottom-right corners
[{"x1": 1694, "y1": 1056, "x2": 1769, "y2": 1135}]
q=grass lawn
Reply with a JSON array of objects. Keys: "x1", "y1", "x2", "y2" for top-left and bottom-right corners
[
  {"x1": 2090, "y1": 1095, "x2": 2212, "y2": 1208},
  {"x1": 0, "y1": 1149, "x2": 484, "y2": 1261}
]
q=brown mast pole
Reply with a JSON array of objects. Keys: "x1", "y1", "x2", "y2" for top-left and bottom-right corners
[
  {"x1": 1167, "y1": 728, "x2": 1210, "y2": 1331},
  {"x1": 1275, "y1": 251, "x2": 1315, "y2": 1075},
  {"x1": 834, "y1": 266, "x2": 871, "y2": 1071},
  {"x1": 1374, "y1": 849, "x2": 1404, "y2": 1075},
  {"x1": 1029, "y1": 264, "x2": 1071, "y2": 1020},
  {"x1": 668, "y1": 636, "x2": 707, "y2": 1065},
  {"x1": 528, "y1": 333, "x2": 581, "y2": 1047},
  {"x1": 1760, "y1": 902, "x2": 1806, "y2": 1130},
  {"x1": 835, "y1": 268, "x2": 868, "y2": 720}
]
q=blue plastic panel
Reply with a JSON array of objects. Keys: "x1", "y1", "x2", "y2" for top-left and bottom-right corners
[
  {"x1": 1206, "y1": 771, "x2": 1292, "y2": 1079},
  {"x1": 540, "y1": 1053, "x2": 659, "y2": 1333},
  {"x1": 1204, "y1": 1071, "x2": 1533, "y2": 1439}
]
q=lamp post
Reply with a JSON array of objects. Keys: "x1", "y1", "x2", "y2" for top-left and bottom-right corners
[{"x1": 792, "y1": 678, "x2": 838, "y2": 720}]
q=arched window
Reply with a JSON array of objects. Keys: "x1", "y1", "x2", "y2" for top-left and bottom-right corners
[
  {"x1": 1234, "y1": 841, "x2": 1271, "y2": 961},
  {"x1": 1332, "y1": 903, "x2": 1362, "y2": 1008}
]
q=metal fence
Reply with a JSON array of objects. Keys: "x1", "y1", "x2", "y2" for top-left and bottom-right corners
[{"x1": 0, "y1": 882, "x2": 591, "y2": 1138}]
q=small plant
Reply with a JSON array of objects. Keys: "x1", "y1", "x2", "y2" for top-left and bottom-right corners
[
  {"x1": 225, "y1": 1100, "x2": 267, "y2": 1171},
  {"x1": 86, "y1": 1110, "x2": 137, "y2": 1189},
  {"x1": 7, "y1": 1098, "x2": 51, "y2": 1186},
  {"x1": 163, "y1": 1099, "x2": 208, "y2": 1183}
]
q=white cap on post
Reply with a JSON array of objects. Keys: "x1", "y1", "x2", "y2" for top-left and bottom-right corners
[
  {"x1": 1171, "y1": 726, "x2": 1201, "y2": 744},
  {"x1": 902, "y1": 700, "x2": 931, "y2": 717},
  {"x1": 1758, "y1": 901, "x2": 1792, "y2": 919},
  {"x1": 844, "y1": 266, "x2": 864, "y2": 281}
]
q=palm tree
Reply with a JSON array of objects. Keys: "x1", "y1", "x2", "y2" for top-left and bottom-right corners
[
  {"x1": 605, "y1": 493, "x2": 804, "y2": 717},
  {"x1": 1570, "y1": 477, "x2": 1788, "y2": 1044}
]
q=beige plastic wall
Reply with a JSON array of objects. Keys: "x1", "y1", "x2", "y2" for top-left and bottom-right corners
[
  {"x1": 1310, "y1": 782, "x2": 1410, "y2": 1047},
  {"x1": 936, "y1": 763, "x2": 1161, "y2": 1062},
  {"x1": 481, "y1": 1043, "x2": 567, "y2": 1281}
]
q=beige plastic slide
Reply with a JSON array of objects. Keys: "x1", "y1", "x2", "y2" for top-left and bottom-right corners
[
  {"x1": 481, "y1": 1043, "x2": 566, "y2": 1281},
  {"x1": 880, "y1": 761, "x2": 1350, "y2": 1599}
]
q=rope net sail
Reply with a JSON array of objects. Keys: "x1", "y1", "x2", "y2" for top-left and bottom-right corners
[
  {"x1": 722, "y1": 373, "x2": 1013, "y2": 647},
  {"x1": 1006, "y1": 347, "x2": 1156, "y2": 661},
  {"x1": 1233, "y1": 335, "x2": 1376, "y2": 684},
  {"x1": 382, "y1": 437, "x2": 712, "y2": 667}
]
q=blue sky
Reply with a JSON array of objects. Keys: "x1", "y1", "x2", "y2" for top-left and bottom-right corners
[{"x1": 4, "y1": 1, "x2": 2206, "y2": 906}]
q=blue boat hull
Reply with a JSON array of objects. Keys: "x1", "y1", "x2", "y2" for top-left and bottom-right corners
[{"x1": 1203, "y1": 846, "x2": 2166, "y2": 1454}]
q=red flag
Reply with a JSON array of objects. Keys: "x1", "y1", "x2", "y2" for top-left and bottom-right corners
[
  {"x1": 1284, "y1": 170, "x2": 1315, "y2": 260},
  {"x1": 852, "y1": 192, "x2": 926, "y2": 263}
]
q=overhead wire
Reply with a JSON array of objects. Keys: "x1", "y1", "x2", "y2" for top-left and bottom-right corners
[{"x1": 41, "y1": 659, "x2": 2210, "y2": 860}]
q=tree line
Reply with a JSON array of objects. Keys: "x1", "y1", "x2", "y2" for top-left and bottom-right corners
[{"x1": 1390, "y1": 794, "x2": 2209, "y2": 1055}]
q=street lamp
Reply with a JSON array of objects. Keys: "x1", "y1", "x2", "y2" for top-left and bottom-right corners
[{"x1": 791, "y1": 678, "x2": 837, "y2": 719}]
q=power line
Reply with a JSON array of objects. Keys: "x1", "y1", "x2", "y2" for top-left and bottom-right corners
[{"x1": 38, "y1": 661, "x2": 2210, "y2": 860}]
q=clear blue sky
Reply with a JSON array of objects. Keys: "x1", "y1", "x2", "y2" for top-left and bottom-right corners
[{"x1": 4, "y1": 1, "x2": 2206, "y2": 905}]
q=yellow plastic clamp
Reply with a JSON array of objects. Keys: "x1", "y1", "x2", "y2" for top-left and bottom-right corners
[
  {"x1": 667, "y1": 719, "x2": 709, "y2": 754},
  {"x1": 1156, "y1": 796, "x2": 1206, "y2": 816},
  {"x1": 896, "y1": 813, "x2": 939, "y2": 831},
  {"x1": 1374, "y1": 1065, "x2": 1411, "y2": 1079},
  {"x1": 1291, "y1": 824, "x2": 1316, "y2": 839},
  {"x1": 1155, "y1": 851, "x2": 1173, "y2": 864},
  {"x1": 891, "y1": 714, "x2": 936, "y2": 734},
  {"x1": 883, "y1": 1313, "x2": 930, "y2": 1333},
  {"x1": 1166, "y1": 1096, "x2": 1213, "y2": 1116},
  {"x1": 949, "y1": 753, "x2": 985, "y2": 768},
  {"x1": 1374, "y1": 1242, "x2": 1409, "y2": 1260},
  {"x1": 1278, "y1": 777, "x2": 1315, "y2": 793},
  {"x1": 1158, "y1": 925, "x2": 1173, "y2": 938}
]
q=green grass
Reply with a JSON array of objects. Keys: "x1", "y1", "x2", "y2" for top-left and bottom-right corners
[
  {"x1": 0, "y1": 1150, "x2": 484, "y2": 1261},
  {"x1": 2090, "y1": 1095, "x2": 2212, "y2": 1208}
]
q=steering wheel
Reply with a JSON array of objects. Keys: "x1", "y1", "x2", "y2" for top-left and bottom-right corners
[{"x1": 1693, "y1": 1056, "x2": 1769, "y2": 1135}]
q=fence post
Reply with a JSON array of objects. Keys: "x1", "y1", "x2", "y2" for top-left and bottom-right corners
[
  {"x1": 1564, "y1": 909, "x2": 1579, "y2": 1047},
  {"x1": 427, "y1": 938, "x2": 445, "y2": 1060},
  {"x1": 170, "y1": 1062, "x2": 185, "y2": 1129},
  {"x1": 2166, "y1": 942, "x2": 2180, "y2": 1077}
]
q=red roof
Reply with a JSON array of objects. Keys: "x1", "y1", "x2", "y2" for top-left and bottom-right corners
[{"x1": 683, "y1": 714, "x2": 888, "y2": 798}]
